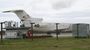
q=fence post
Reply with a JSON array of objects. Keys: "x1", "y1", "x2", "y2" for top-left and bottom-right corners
[{"x1": 56, "y1": 23, "x2": 59, "y2": 40}]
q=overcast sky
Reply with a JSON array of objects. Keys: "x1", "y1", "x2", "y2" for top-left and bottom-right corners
[{"x1": 0, "y1": 0, "x2": 90, "y2": 23}]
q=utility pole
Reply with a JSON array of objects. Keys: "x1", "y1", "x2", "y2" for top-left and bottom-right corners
[
  {"x1": 30, "y1": 23, "x2": 35, "y2": 41},
  {"x1": 56, "y1": 23, "x2": 59, "y2": 40}
]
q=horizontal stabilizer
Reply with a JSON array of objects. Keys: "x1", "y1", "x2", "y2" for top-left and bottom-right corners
[{"x1": 3, "y1": 10, "x2": 24, "y2": 13}]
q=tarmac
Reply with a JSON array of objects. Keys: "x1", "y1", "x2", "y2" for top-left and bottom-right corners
[{"x1": 51, "y1": 33, "x2": 72, "y2": 37}]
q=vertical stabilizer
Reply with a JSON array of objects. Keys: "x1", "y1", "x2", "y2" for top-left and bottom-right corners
[{"x1": 3, "y1": 10, "x2": 31, "y2": 27}]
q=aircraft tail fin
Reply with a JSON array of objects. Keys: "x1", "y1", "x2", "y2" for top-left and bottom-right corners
[{"x1": 3, "y1": 10, "x2": 32, "y2": 27}]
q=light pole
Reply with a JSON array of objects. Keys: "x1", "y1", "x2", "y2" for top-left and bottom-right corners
[{"x1": 55, "y1": 23, "x2": 59, "y2": 40}]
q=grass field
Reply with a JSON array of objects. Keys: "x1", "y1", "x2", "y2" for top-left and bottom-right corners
[{"x1": 0, "y1": 38, "x2": 90, "y2": 50}]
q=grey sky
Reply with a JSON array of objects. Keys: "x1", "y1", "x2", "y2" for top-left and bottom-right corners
[{"x1": 0, "y1": 0, "x2": 90, "y2": 23}]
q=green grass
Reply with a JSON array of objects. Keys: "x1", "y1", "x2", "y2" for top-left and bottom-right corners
[{"x1": 0, "y1": 38, "x2": 90, "y2": 50}]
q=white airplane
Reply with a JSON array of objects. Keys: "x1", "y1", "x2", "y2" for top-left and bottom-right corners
[{"x1": 3, "y1": 10, "x2": 70, "y2": 33}]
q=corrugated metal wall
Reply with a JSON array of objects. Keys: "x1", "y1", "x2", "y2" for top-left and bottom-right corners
[{"x1": 72, "y1": 23, "x2": 89, "y2": 37}]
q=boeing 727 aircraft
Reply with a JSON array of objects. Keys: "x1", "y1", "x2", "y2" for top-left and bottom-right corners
[{"x1": 3, "y1": 10, "x2": 70, "y2": 33}]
